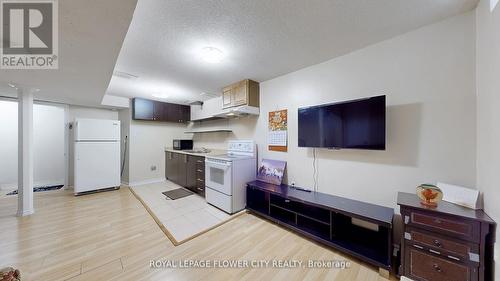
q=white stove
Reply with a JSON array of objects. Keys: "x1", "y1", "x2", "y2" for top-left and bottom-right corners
[
  {"x1": 205, "y1": 140, "x2": 256, "y2": 214},
  {"x1": 208, "y1": 153, "x2": 253, "y2": 161}
]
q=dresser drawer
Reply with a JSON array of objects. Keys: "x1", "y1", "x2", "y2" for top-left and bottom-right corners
[
  {"x1": 196, "y1": 177, "x2": 205, "y2": 186},
  {"x1": 407, "y1": 248, "x2": 476, "y2": 281},
  {"x1": 196, "y1": 168, "x2": 205, "y2": 179},
  {"x1": 407, "y1": 227, "x2": 479, "y2": 263},
  {"x1": 195, "y1": 180, "x2": 205, "y2": 196},
  {"x1": 406, "y1": 210, "x2": 480, "y2": 242}
]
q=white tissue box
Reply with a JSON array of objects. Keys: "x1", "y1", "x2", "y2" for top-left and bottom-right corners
[{"x1": 437, "y1": 182, "x2": 482, "y2": 210}]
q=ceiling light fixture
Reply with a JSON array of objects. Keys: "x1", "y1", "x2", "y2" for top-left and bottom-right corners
[
  {"x1": 8, "y1": 83, "x2": 16, "y2": 88},
  {"x1": 201, "y1": 47, "x2": 224, "y2": 63},
  {"x1": 152, "y1": 93, "x2": 169, "y2": 99}
]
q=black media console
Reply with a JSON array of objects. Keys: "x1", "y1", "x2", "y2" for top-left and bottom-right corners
[{"x1": 246, "y1": 180, "x2": 394, "y2": 274}]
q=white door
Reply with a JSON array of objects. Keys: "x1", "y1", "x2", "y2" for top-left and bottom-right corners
[
  {"x1": 205, "y1": 159, "x2": 232, "y2": 195},
  {"x1": 74, "y1": 142, "x2": 120, "y2": 193}
]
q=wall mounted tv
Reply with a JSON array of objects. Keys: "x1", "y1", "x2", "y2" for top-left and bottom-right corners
[{"x1": 298, "y1": 95, "x2": 386, "y2": 150}]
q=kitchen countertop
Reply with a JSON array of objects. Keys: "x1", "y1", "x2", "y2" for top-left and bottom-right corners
[{"x1": 165, "y1": 147, "x2": 226, "y2": 157}]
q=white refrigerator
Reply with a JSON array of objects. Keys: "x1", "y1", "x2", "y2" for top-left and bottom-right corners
[{"x1": 73, "y1": 118, "x2": 121, "y2": 195}]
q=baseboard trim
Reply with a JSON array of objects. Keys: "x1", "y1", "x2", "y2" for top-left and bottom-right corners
[
  {"x1": 128, "y1": 178, "x2": 165, "y2": 187},
  {"x1": 17, "y1": 209, "x2": 34, "y2": 217}
]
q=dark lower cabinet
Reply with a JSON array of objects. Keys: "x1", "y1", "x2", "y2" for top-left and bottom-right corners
[
  {"x1": 165, "y1": 151, "x2": 179, "y2": 184},
  {"x1": 398, "y1": 192, "x2": 496, "y2": 281},
  {"x1": 165, "y1": 152, "x2": 205, "y2": 197},
  {"x1": 185, "y1": 155, "x2": 197, "y2": 191},
  {"x1": 177, "y1": 154, "x2": 188, "y2": 187},
  {"x1": 133, "y1": 98, "x2": 190, "y2": 123},
  {"x1": 187, "y1": 155, "x2": 205, "y2": 196}
]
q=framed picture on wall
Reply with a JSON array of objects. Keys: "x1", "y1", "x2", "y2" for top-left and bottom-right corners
[{"x1": 268, "y1": 109, "x2": 288, "y2": 152}]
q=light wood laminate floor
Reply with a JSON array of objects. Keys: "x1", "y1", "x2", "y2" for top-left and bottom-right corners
[{"x1": 0, "y1": 187, "x2": 395, "y2": 281}]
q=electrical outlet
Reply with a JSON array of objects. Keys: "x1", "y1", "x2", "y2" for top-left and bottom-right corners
[{"x1": 150, "y1": 165, "x2": 157, "y2": 171}]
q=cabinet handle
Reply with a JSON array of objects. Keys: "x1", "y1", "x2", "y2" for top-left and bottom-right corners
[
  {"x1": 197, "y1": 179, "x2": 204, "y2": 182},
  {"x1": 196, "y1": 160, "x2": 204, "y2": 163},
  {"x1": 429, "y1": 249, "x2": 441, "y2": 255},
  {"x1": 447, "y1": 255, "x2": 460, "y2": 261},
  {"x1": 432, "y1": 264, "x2": 442, "y2": 273},
  {"x1": 433, "y1": 240, "x2": 442, "y2": 248},
  {"x1": 284, "y1": 199, "x2": 290, "y2": 203},
  {"x1": 197, "y1": 169, "x2": 203, "y2": 172},
  {"x1": 197, "y1": 187, "x2": 203, "y2": 191}
]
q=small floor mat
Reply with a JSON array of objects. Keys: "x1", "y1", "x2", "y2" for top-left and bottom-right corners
[
  {"x1": 162, "y1": 188, "x2": 193, "y2": 200},
  {"x1": 7, "y1": 185, "x2": 64, "y2": 196}
]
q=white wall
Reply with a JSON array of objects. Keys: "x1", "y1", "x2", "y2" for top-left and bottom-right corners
[
  {"x1": 118, "y1": 109, "x2": 131, "y2": 184},
  {"x1": 128, "y1": 117, "x2": 187, "y2": 185},
  {"x1": 67, "y1": 105, "x2": 119, "y2": 186},
  {"x1": 0, "y1": 100, "x2": 18, "y2": 188},
  {"x1": 116, "y1": 103, "x2": 188, "y2": 186},
  {"x1": 0, "y1": 100, "x2": 65, "y2": 189},
  {"x1": 251, "y1": 11, "x2": 476, "y2": 209},
  {"x1": 190, "y1": 116, "x2": 258, "y2": 150},
  {"x1": 180, "y1": 12, "x2": 477, "y2": 210},
  {"x1": 476, "y1": 0, "x2": 500, "y2": 271},
  {"x1": 68, "y1": 105, "x2": 119, "y2": 122}
]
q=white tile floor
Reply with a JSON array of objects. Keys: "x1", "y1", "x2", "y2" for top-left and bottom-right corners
[{"x1": 131, "y1": 181, "x2": 235, "y2": 243}]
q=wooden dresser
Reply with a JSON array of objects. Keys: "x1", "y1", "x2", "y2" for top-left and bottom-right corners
[{"x1": 397, "y1": 192, "x2": 496, "y2": 281}]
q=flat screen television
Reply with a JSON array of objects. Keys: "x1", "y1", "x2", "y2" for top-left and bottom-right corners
[{"x1": 298, "y1": 95, "x2": 386, "y2": 150}]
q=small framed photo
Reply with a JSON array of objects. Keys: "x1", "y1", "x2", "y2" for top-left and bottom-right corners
[{"x1": 257, "y1": 159, "x2": 286, "y2": 185}]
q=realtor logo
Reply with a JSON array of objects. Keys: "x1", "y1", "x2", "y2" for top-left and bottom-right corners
[{"x1": 1, "y1": 0, "x2": 58, "y2": 69}]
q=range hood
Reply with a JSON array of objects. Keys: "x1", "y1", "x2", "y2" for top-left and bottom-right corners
[{"x1": 214, "y1": 105, "x2": 260, "y2": 118}]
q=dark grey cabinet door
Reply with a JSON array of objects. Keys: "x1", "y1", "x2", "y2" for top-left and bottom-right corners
[
  {"x1": 165, "y1": 152, "x2": 178, "y2": 183},
  {"x1": 164, "y1": 103, "x2": 190, "y2": 123},
  {"x1": 164, "y1": 103, "x2": 179, "y2": 122},
  {"x1": 132, "y1": 98, "x2": 155, "y2": 120},
  {"x1": 133, "y1": 98, "x2": 190, "y2": 123},
  {"x1": 154, "y1": 101, "x2": 166, "y2": 121},
  {"x1": 177, "y1": 154, "x2": 188, "y2": 187},
  {"x1": 181, "y1": 106, "x2": 191, "y2": 123},
  {"x1": 166, "y1": 152, "x2": 205, "y2": 196},
  {"x1": 185, "y1": 155, "x2": 198, "y2": 192}
]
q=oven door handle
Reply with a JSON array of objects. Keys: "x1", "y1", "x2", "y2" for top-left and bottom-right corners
[{"x1": 205, "y1": 160, "x2": 231, "y2": 170}]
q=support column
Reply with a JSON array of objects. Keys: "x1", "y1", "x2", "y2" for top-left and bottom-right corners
[{"x1": 17, "y1": 88, "x2": 34, "y2": 216}]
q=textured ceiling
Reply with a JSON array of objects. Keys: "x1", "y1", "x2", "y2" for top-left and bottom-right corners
[
  {"x1": 0, "y1": 0, "x2": 138, "y2": 106},
  {"x1": 107, "y1": 0, "x2": 478, "y2": 105},
  {"x1": 0, "y1": 0, "x2": 479, "y2": 107}
]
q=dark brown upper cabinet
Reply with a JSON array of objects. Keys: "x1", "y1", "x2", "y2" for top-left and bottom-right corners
[
  {"x1": 132, "y1": 98, "x2": 190, "y2": 123},
  {"x1": 163, "y1": 102, "x2": 190, "y2": 123},
  {"x1": 132, "y1": 98, "x2": 155, "y2": 120}
]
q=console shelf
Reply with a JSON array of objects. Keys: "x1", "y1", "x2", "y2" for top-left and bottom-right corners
[{"x1": 246, "y1": 180, "x2": 394, "y2": 271}]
